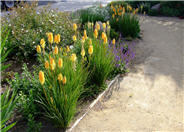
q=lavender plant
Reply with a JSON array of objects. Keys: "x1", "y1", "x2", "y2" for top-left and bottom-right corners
[{"x1": 109, "y1": 41, "x2": 135, "y2": 77}]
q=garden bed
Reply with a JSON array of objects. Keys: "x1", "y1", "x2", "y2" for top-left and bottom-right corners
[{"x1": 1, "y1": 1, "x2": 139, "y2": 132}]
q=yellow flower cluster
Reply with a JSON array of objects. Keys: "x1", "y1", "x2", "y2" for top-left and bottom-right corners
[
  {"x1": 38, "y1": 20, "x2": 112, "y2": 89},
  {"x1": 36, "y1": 33, "x2": 61, "y2": 54},
  {"x1": 37, "y1": 32, "x2": 70, "y2": 86},
  {"x1": 111, "y1": 3, "x2": 139, "y2": 20}
]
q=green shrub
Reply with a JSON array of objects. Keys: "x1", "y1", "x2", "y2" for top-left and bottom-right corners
[
  {"x1": 1, "y1": 88, "x2": 19, "y2": 132},
  {"x1": 159, "y1": 2, "x2": 184, "y2": 17},
  {"x1": 110, "y1": 28, "x2": 119, "y2": 40},
  {"x1": 110, "y1": 13, "x2": 140, "y2": 38},
  {"x1": 148, "y1": 9, "x2": 159, "y2": 16},
  {"x1": 1, "y1": 2, "x2": 74, "y2": 59},
  {"x1": 8, "y1": 64, "x2": 42, "y2": 131},
  {"x1": 79, "y1": 5, "x2": 110, "y2": 25},
  {"x1": 160, "y1": 6, "x2": 179, "y2": 16}
]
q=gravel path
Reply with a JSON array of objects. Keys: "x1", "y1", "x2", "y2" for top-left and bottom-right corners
[{"x1": 73, "y1": 16, "x2": 184, "y2": 131}]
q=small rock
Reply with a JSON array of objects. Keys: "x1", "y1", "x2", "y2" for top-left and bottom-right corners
[{"x1": 151, "y1": 3, "x2": 161, "y2": 11}]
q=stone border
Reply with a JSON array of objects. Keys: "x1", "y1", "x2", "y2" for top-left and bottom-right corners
[{"x1": 67, "y1": 74, "x2": 120, "y2": 132}]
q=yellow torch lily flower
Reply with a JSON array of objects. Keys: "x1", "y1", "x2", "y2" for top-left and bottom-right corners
[
  {"x1": 103, "y1": 36, "x2": 108, "y2": 44},
  {"x1": 40, "y1": 39, "x2": 45, "y2": 49},
  {"x1": 81, "y1": 47, "x2": 85, "y2": 57},
  {"x1": 36, "y1": 45, "x2": 41, "y2": 53},
  {"x1": 81, "y1": 36, "x2": 85, "y2": 43},
  {"x1": 62, "y1": 76, "x2": 67, "y2": 85},
  {"x1": 94, "y1": 29, "x2": 98, "y2": 38},
  {"x1": 39, "y1": 71, "x2": 45, "y2": 85},
  {"x1": 58, "y1": 58, "x2": 63, "y2": 68},
  {"x1": 102, "y1": 23, "x2": 106, "y2": 29},
  {"x1": 141, "y1": 5, "x2": 143, "y2": 10},
  {"x1": 50, "y1": 58, "x2": 56, "y2": 71},
  {"x1": 113, "y1": 8, "x2": 116, "y2": 13},
  {"x1": 112, "y1": 38, "x2": 115, "y2": 45},
  {"x1": 89, "y1": 39, "x2": 92, "y2": 45},
  {"x1": 96, "y1": 23, "x2": 100, "y2": 31},
  {"x1": 88, "y1": 45, "x2": 93, "y2": 55},
  {"x1": 70, "y1": 53, "x2": 77, "y2": 62},
  {"x1": 45, "y1": 61, "x2": 49, "y2": 69},
  {"x1": 102, "y1": 32, "x2": 106, "y2": 40},
  {"x1": 73, "y1": 23, "x2": 77, "y2": 31},
  {"x1": 58, "y1": 73, "x2": 63, "y2": 81},
  {"x1": 54, "y1": 34, "x2": 60, "y2": 44},
  {"x1": 112, "y1": 14, "x2": 115, "y2": 19},
  {"x1": 84, "y1": 30, "x2": 88, "y2": 39},
  {"x1": 72, "y1": 35, "x2": 77, "y2": 42},
  {"x1": 47, "y1": 32, "x2": 53, "y2": 44},
  {"x1": 50, "y1": 97, "x2": 53, "y2": 104},
  {"x1": 123, "y1": 7, "x2": 125, "y2": 15},
  {"x1": 66, "y1": 46, "x2": 70, "y2": 52},
  {"x1": 54, "y1": 46, "x2": 58, "y2": 55}
]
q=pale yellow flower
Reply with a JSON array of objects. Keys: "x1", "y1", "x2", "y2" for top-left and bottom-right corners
[
  {"x1": 66, "y1": 46, "x2": 70, "y2": 52},
  {"x1": 123, "y1": 7, "x2": 125, "y2": 15},
  {"x1": 72, "y1": 35, "x2": 77, "y2": 42},
  {"x1": 89, "y1": 39, "x2": 92, "y2": 45},
  {"x1": 40, "y1": 39, "x2": 45, "y2": 49},
  {"x1": 81, "y1": 36, "x2": 85, "y2": 43},
  {"x1": 70, "y1": 53, "x2": 77, "y2": 62},
  {"x1": 112, "y1": 14, "x2": 115, "y2": 19},
  {"x1": 50, "y1": 97, "x2": 53, "y2": 104},
  {"x1": 58, "y1": 73, "x2": 63, "y2": 81},
  {"x1": 81, "y1": 47, "x2": 85, "y2": 57},
  {"x1": 84, "y1": 30, "x2": 88, "y2": 39},
  {"x1": 73, "y1": 23, "x2": 77, "y2": 31},
  {"x1": 102, "y1": 23, "x2": 106, "y2": 29},
  {"x1": 36, "y1": 45, "x2": 41, "y2": 53}
]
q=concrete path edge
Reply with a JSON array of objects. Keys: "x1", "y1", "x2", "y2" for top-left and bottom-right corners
[{"x1": 67, "y1": 74, "x2": 120, "y2": 132}]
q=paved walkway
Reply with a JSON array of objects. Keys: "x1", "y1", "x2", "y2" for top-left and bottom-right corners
[{"x1": 73, "y1": 16, "x2": 184, "y2": 131}]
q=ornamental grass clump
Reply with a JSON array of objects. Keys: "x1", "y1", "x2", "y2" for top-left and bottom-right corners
[
  {"x1": 109, "y1": 3, "x2": 140, "y2": 38},
  {"x1": 36, "y1": 33, "x2": 87, "y2": 129},
  {"x1": 73, "y1": 22, "x2": 114, "y2": 97}
]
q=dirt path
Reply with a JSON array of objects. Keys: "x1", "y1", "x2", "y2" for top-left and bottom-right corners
[{"x1": 73, "y1": 16, "x2": 184, "y2": 131}]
